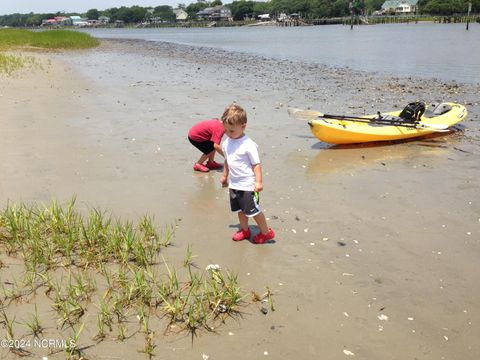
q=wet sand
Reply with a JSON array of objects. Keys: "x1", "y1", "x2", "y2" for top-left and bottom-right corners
[{"x1": 1, "y1": 39, "x2": 479, "y2": 359}]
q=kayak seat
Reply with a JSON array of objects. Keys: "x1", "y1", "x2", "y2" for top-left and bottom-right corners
[
  {"x1": 423, "y1": 102, "x2": 452, "y2": 118},
  {"x1": 399, "y1": 101, "x2": 426, "y2": 123}
]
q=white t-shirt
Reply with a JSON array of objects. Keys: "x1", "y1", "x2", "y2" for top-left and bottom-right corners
[{"x1": 222, "y1": 135, "x2": 260, "y2": 191}]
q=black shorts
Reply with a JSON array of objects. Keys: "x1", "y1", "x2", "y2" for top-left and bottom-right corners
[
  {"x1": 229, "y1": 189, "x2": 261, "y2": 217},
  {"x1": 188, "y1": 137, "x2": 215, "y2": 155}
]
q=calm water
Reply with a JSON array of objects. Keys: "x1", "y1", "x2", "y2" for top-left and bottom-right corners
[{"x1": 82, "y1": 23, "x2": 480, "y2": 84}]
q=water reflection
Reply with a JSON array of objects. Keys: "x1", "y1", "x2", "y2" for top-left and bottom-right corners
[{"x1": 291, "y1": 132, "x2": 463, "y2": 176}]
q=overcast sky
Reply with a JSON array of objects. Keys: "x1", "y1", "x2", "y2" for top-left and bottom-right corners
[{"x1": 1, "y1": 1, "x2": 198, "y2": 15}]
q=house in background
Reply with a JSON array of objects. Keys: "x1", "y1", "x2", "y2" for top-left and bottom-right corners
[
  {"x1": 41, "y1": 18, "x2": 59, "y2": 27},
  {"x1": 41, "y1": 16, "x2": 71, "y2": 27},
  {"x1": 98, "y1": 16, "x2": 110, "y2": 24},
  {"x1": 70, "y1": 15, "x2": 89, "y2": 27},
  {"x1": 174, "y1": 8, "x2": 188, "y2": 21},
  {"x1": 381, "y1": 0, "x2": 419, "y2": 14},
  {"x1": 197, "y1": 5, "x2": 232, "y2": 21}
]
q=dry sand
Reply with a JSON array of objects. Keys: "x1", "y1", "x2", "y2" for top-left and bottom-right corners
[{"x1": 0, "y1": 39, "x2": 479, "y2": 359}]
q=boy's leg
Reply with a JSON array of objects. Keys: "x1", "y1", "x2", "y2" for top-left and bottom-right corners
[
  {"x1": 207, "y1": 150, "x2": 216, "y2": 163},
  {"x1": 197, "y1": 151, "x2": 212, "y2": 165},
  {"x1": 193, "y1": 152, "x2": 210, "y2": 172},
  {"x1": 238, "y1": 211, "x2": 249, "y2": 230},
  {"x1": 252, "y1": 212, "x2": 275, "y2": 244},
  {"x1": 189, "y1": 138, "x2": 215, "y2": 167},
  {"x1": 232, "y1": 211, "x2": 251, "y2": 241},
  {"x1": 252, "y1": 212, "x2": 269, "y2": 234},
  {"x1": 206, "y1": 150, "x2": 222, "y2": 169}
]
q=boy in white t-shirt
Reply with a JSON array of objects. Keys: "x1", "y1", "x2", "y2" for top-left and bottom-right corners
[{"x1": 219, "y1": 104, "x2": 275, "y2": 244}]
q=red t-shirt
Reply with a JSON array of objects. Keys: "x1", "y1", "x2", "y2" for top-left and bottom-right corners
[{"x1": 188, "y1": 119, "x2": 224, "y2": 144}]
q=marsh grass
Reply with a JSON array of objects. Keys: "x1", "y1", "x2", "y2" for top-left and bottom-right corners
[
  {"x1": 0, "y1": 28, "x2": 98, "y2": 74},
  {"x1": 65, "y1": 323, "x2": 85, "y2": 360},
  {"x1": 1, "y1": 309, "x2": 16, "y2": 341},
  {"x1": 0, "y1": 199, "x2": 264, "y2": 357},
  {"x1": 0, "y1": 198, "x2": 167, "y2": 270},
  {"x1": 0, "y1": 310, "x2": 30, "y2": 356},
  {"x1": 0, "y1": 53, "x2": 28, "y2": 74},
  {"x1": 0, "y1": 29, "x2": 99, "y2": 50},
  {"x1": 24, "y1": 305, "x2": 44, "y2": 337}
]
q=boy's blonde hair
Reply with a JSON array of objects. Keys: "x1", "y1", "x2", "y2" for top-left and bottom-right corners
[{"x1": 221, "y1": 104, "x2": 247, "y2": 126}]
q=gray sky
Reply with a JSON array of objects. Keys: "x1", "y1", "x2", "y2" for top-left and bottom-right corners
[{"x1": 1, "y1": 1, "x2": 197, "y2": 15}]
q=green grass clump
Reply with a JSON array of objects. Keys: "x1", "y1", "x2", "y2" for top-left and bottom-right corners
[
  {"x1": 0, "y1": 52, "x2": 38, "y2": 74},
  {"x1": 0, "y1": 28, "x2": 99, "y2": 50},
  {"x1": 0, "y1": 198, "x2": 266, "y2": 357},
  {"x1": 0, "y1": 52, "x2": 25, "y2": 73},
  {"x1": 0, "y1": 28, "x2": 97, "y2": 73},
  {"x1": 0, "y1": 198, "x2": 169, "y2": 270}
]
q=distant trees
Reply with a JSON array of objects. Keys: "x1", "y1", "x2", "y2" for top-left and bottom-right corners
[
  {"x1": 421, "y1": 0, "x2": 474, "y2": 14},
  {"x1": 228, "y1": 0, "x2": 271, "y2": 20},
  {"x1": 0, "y1": 12, "x2": 56, "y2": 27},
  {"x1": 229, "y1": 1, "x2": 256, "y2": 20},
  {"x1": 153, "y1": 6, "x2": 176, "y2": 22},
  {"x1": 236, "y1": 0, "x2": 479, "y2": 18},
  {"x1": 111, "y1": 6, "x2": 147, "y2": 23},
  {"x1": 185, "y1": 2, "x2": 209, "y2": 20},
  {"x1": 331, "y1": 0, "x2": 351, "y2": 17},
  {"x1": 269, "y1": 0, "x2": 295, "y2": 15},
  {"x1": 86, "y1": 9, "x2": 100, "y2": 20},
  {"x1": 364, "y1": 0, "x2": 385, "y2": 14},
  {"x1": 253, "y1": 2, "x2": 270, "y2": 14},
  {"x1": 99, "y1": 6, "x2": 147, "y2": 23},
  {"x1": 24, "y1": 14, "x2": 43, "y2": 26},
  {"x1": 471, "y1": 0, "x2": 480, "y2": 12}
]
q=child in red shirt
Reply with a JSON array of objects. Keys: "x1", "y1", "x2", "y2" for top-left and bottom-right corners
[{"x1": 188, "y1": 119, "x2": 225, "y2": 172}]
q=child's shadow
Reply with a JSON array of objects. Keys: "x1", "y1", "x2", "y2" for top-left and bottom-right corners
[
  {"x1": 228, "y1": 225, "x2": 277, "y2": 245},
  {"x1": 211, "y1": 167, "x2": 224, "y2": 173}
]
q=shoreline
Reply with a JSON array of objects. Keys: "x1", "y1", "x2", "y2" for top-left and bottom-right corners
[
  {"x1": 97, "y1": 37, "x2": 480, "y2": 91},
  {"x1": 1, "y1": 39, "x2": 479, "y2": 359},
  {"x1": 84, "y1": 31, "x2": 480, "y2": 86},
  {"x1": 4, "y1": 14, "x2": 478, "y2": 30}
]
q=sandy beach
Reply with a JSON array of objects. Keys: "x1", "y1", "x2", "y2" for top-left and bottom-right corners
[{"x1": 1, "y1": 39, "x2": 479, "y2": 359}]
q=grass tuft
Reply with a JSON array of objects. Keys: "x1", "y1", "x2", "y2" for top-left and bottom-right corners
[
  {"x1": 0, "y1": 29, "x2": 99, "y2": 50},
  {"x1": 0, "y1": 53, "x2": 26, "y2": 74},
  {"x1": 0, "y1": 28, "x2": 98, "y2": 73},
  {"x1": 0, "y1": 199, "x2": 266, "y2": 355}
]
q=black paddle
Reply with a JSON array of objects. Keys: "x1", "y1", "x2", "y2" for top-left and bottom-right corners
[{"x1": 288, "y1": 108, "x2": 449, "y2": 131}]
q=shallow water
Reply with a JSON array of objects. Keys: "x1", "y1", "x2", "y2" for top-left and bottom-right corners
[{"x1": 82, "y1": 23, "x2": 480, "y2": 84}]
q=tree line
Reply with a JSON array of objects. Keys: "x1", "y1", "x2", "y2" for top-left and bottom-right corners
[{"x1": 1, "y1": 0, "x2": 478, "y2": 27}]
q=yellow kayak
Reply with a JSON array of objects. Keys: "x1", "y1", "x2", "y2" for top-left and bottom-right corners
[{"x1": 308, "y1": 102, "x2": 467, "y2": 144}]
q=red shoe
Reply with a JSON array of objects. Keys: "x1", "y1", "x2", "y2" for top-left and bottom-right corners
[
  {"x1": 193, "y1": 163, "x2": 209, "y2": 172},
  {"x1": 232, "y1": 228, "x2": 251, "y2": 241},
  {"x1": 253, "y1": 228, "x2": 275, "y2": 244},
  {"x1": 206, "y1": 161, "x2": 223, "y2": 170}
]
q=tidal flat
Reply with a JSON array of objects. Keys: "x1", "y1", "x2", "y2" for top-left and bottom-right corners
[{"x1": 0, "y1": 38, "x2": 479, "y2": 359}]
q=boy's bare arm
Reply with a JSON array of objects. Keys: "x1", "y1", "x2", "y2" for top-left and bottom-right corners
[
  {"x1": 220, "y1": 161, "x2": 229, "y2": 187},
  {"x1": 213, "y1": 143, "x2": 224, "y2": 157},
  {"x1": 253, "y1": 163, "x2": 263, "y2": 192}
]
